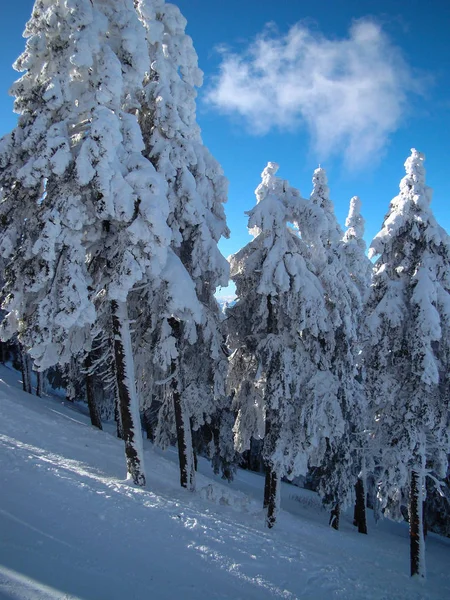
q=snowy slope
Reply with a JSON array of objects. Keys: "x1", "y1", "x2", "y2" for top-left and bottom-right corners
[{"x1": 0, "y1": 365, "x2": 449, "y2": 600}]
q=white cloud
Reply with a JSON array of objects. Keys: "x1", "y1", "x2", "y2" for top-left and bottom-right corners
[{"x1": 206, "y1": 20, "x2": 421, "y2": 167}]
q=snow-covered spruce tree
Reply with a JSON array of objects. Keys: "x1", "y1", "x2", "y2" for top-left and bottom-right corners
[
  {"x1": 77, "y1": 0, "x2": 173, "y2": 486},
  {"x1": 227, "y1": 162, "x2": 330, "y2": 527},
  {"x1": 366, "y1": 149, "x2": 450, "y2": 578},
  {"x1": 0, "y1": 0, "x2": 96, "y2": 369},
  {"x1": 133, "y1": 0, "x2": 230, "y2": 490},
  {"x1": 342, "y1": 195, "x2": 373, "y2": 534},
  {"x1": 0, "y1": 0, "x2": 171, "y2": 485},
  {"x1": 304, "y1": 168, "x2": 363, "y2": 529},
  {"x1": 342, "y1": 196, "x2": 373, "y2": 300}
]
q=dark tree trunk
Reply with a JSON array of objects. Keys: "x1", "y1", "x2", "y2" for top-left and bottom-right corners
[
  {"x1": 409, "y1": 470, "x2": 425, "y2": 578},
  {"x1": 330, "y1": 503, "x2": 340, "y2": 530},
  {"x1": 264, "y1": 294, "x2": 279, "y2": 527},
  {"x1": 353, "y1": 477, "x2": 368, "y2": 534},
  {"x1": 263, "y1": 410, "x2": 273, "y2": 508},
  {"x1": 264, "y1": 468, "x2": 271, "y2": 508},
  {"x1": 65, "y1": 361, "x2": 76, "y2": 403},
  {"x1": 84, "y1": 354, "x2": 102, "y2": 430},
  {"x1": 169, "y1": 317, "x2": 195, "y2": 491},
  {"x1": 266, "y1": 468, "x2": 278, "y2": 528},
  {"x1": 35, "y1": 370, "x2": 43, "y2": 398},
  {"x1": 0, "y1": 342, "x2": 6, "y2": 364},
  {"x1": 21, "y1": 350, "x2": 32, "y2": 394},
  {"x1": 111, "y1": 300, "x2": 145, "y2": 487}
]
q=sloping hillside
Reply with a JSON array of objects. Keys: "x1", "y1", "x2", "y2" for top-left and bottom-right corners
[{"x1": 0, "y1": 365, "x2": 449, "y2": 600}]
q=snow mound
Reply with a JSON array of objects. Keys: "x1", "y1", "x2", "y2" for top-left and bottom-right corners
[{"x1": 199, "y1": 483, "x2": 260, "y2": 514}]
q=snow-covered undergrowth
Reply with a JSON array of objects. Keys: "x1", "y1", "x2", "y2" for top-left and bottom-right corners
[{"x1": 0, "y1": 365, "x2": 449, "y2": 600}]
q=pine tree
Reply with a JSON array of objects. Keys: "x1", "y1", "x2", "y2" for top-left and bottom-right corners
[
  {"x1": 0, "y1": 0, "x2": 171, "y2": 486},
  {"x1": 342, "y1": 196, "x2": 372, "y2": 298},
  {"x1": 342, "y1": 195, "x2": 372, "y2": 535},
  {"x1": 0, "y1": 0, "x2": 97, "y2": 369},
  {"x1": 366, "y1": 149, "x2": 450, "y2": 577},
  {"x1": 304, "y1": 169, "x2": 363, "y2": 528},
  {"x1": 227, "y1": 162, "x2": 329, "y2": 527},
  {"x1": 134, "y1": 0, "x2": 230, "y2": 491}
]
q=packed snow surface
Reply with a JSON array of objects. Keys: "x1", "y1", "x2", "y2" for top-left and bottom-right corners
[{"x1": 0, "y1": 365, "x2": 449, "y2": 599}]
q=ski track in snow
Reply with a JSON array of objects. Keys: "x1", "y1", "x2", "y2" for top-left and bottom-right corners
[{"x1": 0, "y1": 366, "x2": 449, "y2": 600}]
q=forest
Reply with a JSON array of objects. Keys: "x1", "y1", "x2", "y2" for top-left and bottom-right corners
[{"x1": 0, "y1": 0, "x2": 449, "y2": 586}]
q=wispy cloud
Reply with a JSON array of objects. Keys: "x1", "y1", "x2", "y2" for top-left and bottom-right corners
[{"x1": 206, "y1": 20, "x2": 422, "y2": 167}]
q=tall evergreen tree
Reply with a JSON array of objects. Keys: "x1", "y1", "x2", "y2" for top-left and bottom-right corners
[
  {"x1": 304, "y1": 169, "x2": 363, "y2": 527},
  {"x1": 366, "y1": 149, "x2": 450, "y2": 577},
  {"x1": 342, "y1": 195, "x2": 372, "y2": 534},
  {"x1": 134, "y1": 0, "x2": 230, "y2": 491},
  {"x1": 342, "y1": 196, "x2": 372, "y2": 298},
  {"x1": 227, "y1": 162, "x2": 329, "y2": 527},
  {"x1": 0, "y1": 0, "x2": 171, "y2": 486}
]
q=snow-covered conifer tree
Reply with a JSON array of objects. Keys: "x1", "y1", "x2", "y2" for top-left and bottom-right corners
[
  {"x1": 134, "y1": 0, "x2": 230, "y2": 491},
  {"x1": 342, "y1": 196, "x2": 372, "y2": 298},
  {"x1": 0, "y1": 0, "x2": 171, "y2": 486},
  {"x1": 366, "y1": 149, "x2": 450, "y2": 577},
  {"x1": 342, "y1": 195, "x2": 373, "y2": 534},
  {"x1": 227, "y1": 162, "x2": 330, "y2": 527},
  {"x1": 304, "y1": 169, "x2": 363, "y2": 528}
]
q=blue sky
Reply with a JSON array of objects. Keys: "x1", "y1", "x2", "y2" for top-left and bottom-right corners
[{"x1": 1, "y1": 1, "x2": 449, "y2": 297}]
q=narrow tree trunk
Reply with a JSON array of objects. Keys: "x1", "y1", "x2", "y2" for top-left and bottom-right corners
[
  {"x1": 36, "y1": 370, "x2": 43, "y2": 398},
  {"x1": 266, "y1": 468, "x2": 279, "y2": 528},
  {"x1": 0, "y1": 342, "x2": 6, "y2": 364},
  {"x1": 173, "y1": 386, "x2": 195, "y2": 490},
  {"x1": 111, "y1": 300, "x2": 145, "y2": 487},
  {"x1": 330, "y1": 503, "x2": 340, "y2": 530},
  {"x1": 263, "y1": 411, "x2": 273, "y2": 508},
  {"x1": 410, "y1": 470, "x2": 426, "y2": 578},
  {"x1": 264, "y1": 468, "x2": 271, "y2": 508},
  {"x1": 84, "y1": 354, "x2": 102, "y2": 430},
  {"x1": 168, "y1": 318, "x2": 195, "y2": 491},
  {"x1": 353, "y1": 477, "x2": 368, "y2": 534},
  {"x1": 65, "y1": 361, "x2": 76, "y2": 402},
  {"x1": 193, "y1": 446, "x2": 198, "y2": 472},
  {"x1": 21, "y1": 350, "x2": 32, "y2": 394}
]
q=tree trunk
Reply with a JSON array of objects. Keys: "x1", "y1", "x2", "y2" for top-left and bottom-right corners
[
  {"x1": 65, "y1": 361, "x2": 76, "y2": 402},
  {"x1": 264, "y1": 468, "x2": 271, "y2": 508},
  {"x1": 263, "y1": 410, "x2": 273, "y2": 508},
  {"x1": 353, "y1": 477, "x2": 368, "y2": 534},
  {"x1": 21, "y1": 350, "x2": 32, "y2": 394},
  {"x1": 0, "y1": 342, "x2": 6, "y2": 364},
  {"x1": 330, "y1": 503, "x2": 340, "y2": 530},
  {"x1": 193, "y1": 446, "x2": 198, "y2": 472},
  {"x1": 36, "y1": 370, "x2": 43, "y2": 398},
  {"x1": 266, "y1": 468, "x2": 279, "y2": 528},
  {"x1": 111, "y1": 300, "x2": 145, "y2": 486},
  {"x1": 410, "y1": 469, "x2": 426, "y2": 578},
  {"x1": 84, "y1": 354, "x2": 102, "y2": 430},
  {"x1": 169, "y1": 317, "x2": 195, "y2": 491}
]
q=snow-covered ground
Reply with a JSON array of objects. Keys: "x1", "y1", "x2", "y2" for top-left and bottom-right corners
[{"x1": 0, "y1": 365, "x2": 449, "y2": 600}]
